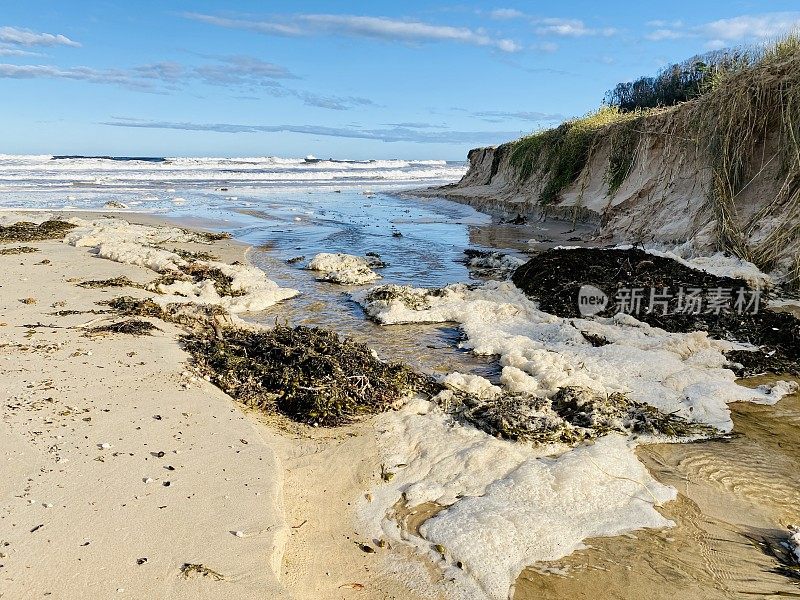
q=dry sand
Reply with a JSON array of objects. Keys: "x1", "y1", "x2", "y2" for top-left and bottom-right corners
[{"x1": 0, "y1": 212, "x2": 427, "y2": 600}]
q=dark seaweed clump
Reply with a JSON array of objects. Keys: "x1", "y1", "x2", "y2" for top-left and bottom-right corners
[
  {"x1": 512, "y1": 248, "x2": 800, "y2": 375},
  {"x1": 0, "y1": 220, "x2": 76, "y2": 243},
  {"x1": 182, "y1": 325, "x2": 439, "y2": 426},
  {"x1": 87, "y1": 319, "x2": 160, "y2": 336},
  {"x1": 105, "y1": 294, "x2": 439, "y2": 425}
]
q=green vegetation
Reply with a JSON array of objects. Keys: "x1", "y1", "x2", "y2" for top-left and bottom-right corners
[
  {"x1": 690, "y1": 33, "x2": 800, "y2": 268},
  {"x1": 604, "y1": 48, "x2": 758, "y2": 112},
  {"x1": 509, "y1": 107, "x2": 639, "y2": 204},
  {"x1": 604, "y1": 117, "x2": 643, "y2": 196}
]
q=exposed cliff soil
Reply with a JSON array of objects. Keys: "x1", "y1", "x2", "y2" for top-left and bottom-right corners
[{"x1": 421, "y1": 54, "x2": 800, "y2": 287}]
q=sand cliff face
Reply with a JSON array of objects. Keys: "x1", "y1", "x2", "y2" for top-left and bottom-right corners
[{"x1": 425, "y1": 110, "x2": 799, "y2": 283}]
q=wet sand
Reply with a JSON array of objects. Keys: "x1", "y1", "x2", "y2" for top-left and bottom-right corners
[{"x1": 515, "y1": 375, "x2": 800, "y2": 600}]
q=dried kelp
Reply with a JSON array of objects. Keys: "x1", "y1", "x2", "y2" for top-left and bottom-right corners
[
  {"x1": 182, "y1": 325, "x2": 440, "y2": 426},
  {"x1": 86, "y1": 319, "x2": 160, "y2": 336},
  {"x1": 0, "y1": 220, "x2": 76, "y2": 243}
]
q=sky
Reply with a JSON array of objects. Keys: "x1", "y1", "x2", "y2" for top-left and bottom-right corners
[{"x1": 2, "y1": 1, "x2": 800, "y2": 159}]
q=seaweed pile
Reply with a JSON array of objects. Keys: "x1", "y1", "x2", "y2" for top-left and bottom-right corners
[
  {"x1": 182, "y1": 325, "x2": 438, "y2": 426},
  {"x1": 0, "y1": 220, "x2": 76, "y2": 243},
  {"x1": 79, "y1": 276, "x2": 146, "y2": 290},
  {"x1": 512, "y1": 248, "x2": 800, "y2": 375},
  {"x1": 106, "y1": 296, "x2": 437, "y2": 426},
  {"x1": 442, "y1": 385, "x2": 712, "y2": 445},
  {"x1": 104, "y1": 296, "x2": 227, "y2": 331},
  {"x1": 86, "y1": 319, "x2": 159, "y2": 336}
]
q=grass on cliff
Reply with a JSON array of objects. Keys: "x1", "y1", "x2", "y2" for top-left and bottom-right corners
[
  {"x1": 687, "y1": 33, "x2": 800, "y2": 271},
  {"x1": 508, "y1": 107, "x2": 641, "y2": 204}
]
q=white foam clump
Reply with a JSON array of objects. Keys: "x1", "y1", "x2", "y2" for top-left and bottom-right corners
[
  {"x1": 466, "y1": 251, "x2": 525, "y2": 278},
  {"x1": 442, "y1": 372, "x2": 502, "y2": 399},
  {"x1": 360, "y1": 398, "x2": 675, "y2": 599},
  {"x1": 356, "y1": 281, "x2": 795, "y2": 432},
  {"x1": 307, "y1": 252, "x2": 383, "y2": 285},
  {"x1": 64, "y1": 218, "x2": 298, "y2": 312}
]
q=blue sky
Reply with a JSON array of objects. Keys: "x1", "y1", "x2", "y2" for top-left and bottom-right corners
[{"x1": 2, "y1": 1, "x2": 800, "y2": 159}]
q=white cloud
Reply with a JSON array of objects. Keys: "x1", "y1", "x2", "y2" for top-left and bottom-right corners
[
  {"x1": 704, "y1": 12, "x2": 800, "y2": 41},
  {"x1": 0, "y1": 26, "x2": 80, "y2": 47},
  {"x1": 103, "y1": 117, "x2": 523, "y2": 145},
  {"x1": 645, "y1": 29, "x2": 685, "y2": 41},
  {"x1": 0, "y1": 44, "x2": 38, "y2": 56},
  {"x1": 471, "y1": 110, "x2": 564, "y2": 122},
  {"x1": 0, "y1": 56, "x2": 374, "y2": 110},
  {"x1": 532, "y1": 41, "x2": 558, "y2": 53},
  {"x1": 490, "y1": 9, "x2": 524, "y2": 20},
  {"x1": 185, "y1": 12, "x2": 522, "y2": 53},
  {"x1": 535, "y1": 18, "x2": 616, "y2": 37},
  {"x1": 645, "y1": 11, "x2": 800, "y2": 45}
]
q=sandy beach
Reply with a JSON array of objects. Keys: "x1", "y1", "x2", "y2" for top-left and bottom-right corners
[
  {"x1": 1, "y1": 210, "x2": 798, "y2": 600},
  {"x1": 0, "y1": 212, "x2": 439, "y2": 600}
]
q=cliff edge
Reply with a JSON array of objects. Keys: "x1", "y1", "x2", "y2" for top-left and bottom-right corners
[{"x1": 422, "y1": 43, "x2": 800, "y2": 286}]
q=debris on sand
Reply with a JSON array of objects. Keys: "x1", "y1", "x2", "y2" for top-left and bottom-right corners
[
  {"x1": 66, "y1": 219, "x2": 298, "y2": 312},
  {"x1": 19, "y1": 297, "x2": 37, "y2": 305},
  {"x1": 104, "y1": 296, "x2": 227, "y2": 332},
  {"x1": 104, "y1": 294, "x2": 437, "y2": 425},
  {"x1": 78, "y1": 276, "x2": 146, "y2": 290},
  {"x1": 181, "y1": 324, "x2": 438, "y2": 426},
  {"x1": 0, "y1": 220, "x2": 76, "y2": 243},
  {"x1": 0, "y1": 246, "x2": 38, "y2": 255},
  {"x1": 168, "y1": 247, "x2": 219, "y2": 262},
  {"x1": 154, "y1": 262, "x2": 248, "y2": 298},
  {"x1": 512, "y1": 248, "x2": 800, "y2": 375},
  {"x1": 789, "y1": 527, "x2": 800, "y2": 566},
  {"x1": 86, "y1": 319, "x2": 160, "y2": 337},
  {"x1": 179, "y1": 563, "x2": 225, "y2": 581},
  {"x1": 307, "y1": 252, "x2": 385, "y2": 285}
]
